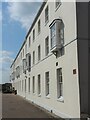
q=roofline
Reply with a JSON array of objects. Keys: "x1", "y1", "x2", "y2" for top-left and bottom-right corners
[{"x1": 10, "y1": 1, "x2": 47, "y2": 68}]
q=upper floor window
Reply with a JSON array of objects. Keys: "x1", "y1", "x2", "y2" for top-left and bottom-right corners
[
  {"x1": 22, "y1": 59, "x2": 26, "y2": 74},
  {"x1": 38, "y1": 19, "x2": 41, "y2": 34},
  {"x1": 23, "y1": 49, "x2": 24, "y2": 57},
  {"x1": 45, "y1": 5, "x2": 49, "y2": 24},
  {"x1": 21, "y1": 52, "x2": 22, "y2": 59},
  {"x1": 33, "y1": 51, "x2": 35, "y2": 65},
  {"x1": 55, "y1": 0, "x2": 61, "y2": 9},
  {"x1": 26, "y1": 53, "x2": 31, "y2": 72},
  {"x1": 45, "y1": 36, "x2": 49, "y2": 56},
  {"x1": 16, "y1": 66, "x2": 20, "y2": 78},
  {"x1": 25, "y1": 44, "x2": 27, "y2": 54},
  {"x1": 38, "y1": 45, "x2": 41, "y2": 61},
  {"x1": 29, "y1": 36, "x2": 31, "y2": 47},
  {"x1": 49, "y1": 19, "x2": 64, "y2": 53},
  {"x1": 33, "y1": 29, "x2": 35, "y2": 42},
  {"x1": 12, "y1": 72, "x2": 15, "y2": 80}
]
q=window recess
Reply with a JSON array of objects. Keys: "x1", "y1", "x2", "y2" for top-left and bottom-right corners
[
  {"x1": 45, "y1": 72, "x2": 49, "y2": 96},
  {"x1": 16, "y1": 66, "x2": 20, "y2": 78},
  {"x1": 26, "y1": 53, "x2": 31, "y2": 72},
  {"x1": 49, "y1": 19, "x2": 64, "y2": 56},
  {"x1": 57, "y1": 68, "x2": 64, "y2": 102},
  {"x1": 22, "y1": 59, "x2": 27, "y2": 74},
  {"x1": 12, "y1": 71, "x2": 15, "y2": 80}
]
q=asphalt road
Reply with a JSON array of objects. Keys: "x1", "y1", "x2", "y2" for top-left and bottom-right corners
[{"x1": 2, "y1": 94, "x2": 58, "y2": 119}]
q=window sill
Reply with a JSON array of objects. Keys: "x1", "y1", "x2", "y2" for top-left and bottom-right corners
[
  {"x1": 46, "y1": 94, "x2": 50, "y2": 99},
  {"x1": 38, "y1": 94, "x2": 41, "y2": 97},
  {"x1": 57, "y1": 96, "x2": 64, "y2": 102},
  {"x1": 55, "y1": 3, "x2": 62, "y2": 12}
]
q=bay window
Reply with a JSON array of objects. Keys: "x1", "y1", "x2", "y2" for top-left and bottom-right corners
[{"x1": 49, "y1": 19, "x2": 64, "y2": 52}]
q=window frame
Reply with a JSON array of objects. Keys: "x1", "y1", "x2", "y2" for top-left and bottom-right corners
[
  {"x1": 50, "y1": 23, "x2": 56, "y2": 49},
  {"x1": 33, "y1": 29, "x2": 35, "y2": 42},
  {"x1": 45, "y1": 36, "x2": 49, "y2": 56},
  {"x1": 38, "y1": 19, "x2": 41, "y2": 34},
  {"x1": 38, "y1": 45, "x2": 41, "y2": 61},
  {"x1": 45, "y1": 71, "x2": 50, "y2": 96},
  {"x1": 28, "y1": 77, "x2": 30, "y2": 93},
  {"x1": 38, "y1": 74, "x2": 41, "y2": 95},
  {"x1": 32, "y1": 76, "x2": 35, "y2": 93},
  {"x1": 57, "y1": 68, "x2": 64, "y2": 102},
  {"x1": 29, "y1": 36, "x2": 31, "y2": 47},
  {"x1": 45, "y1": 5, "x2": 49, "y2": 24},
  {"x1": 33, "y1": 51, "x2": 35, "y2": 65}
]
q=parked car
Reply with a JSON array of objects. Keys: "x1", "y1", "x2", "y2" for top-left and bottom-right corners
[{"x1": 2, "y1": 83, "x2": 13, "y2": 93}]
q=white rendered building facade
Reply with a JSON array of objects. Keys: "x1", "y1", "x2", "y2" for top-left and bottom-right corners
[{"x1": 10, "y1": 1, "x2": 90, "y2": 118}]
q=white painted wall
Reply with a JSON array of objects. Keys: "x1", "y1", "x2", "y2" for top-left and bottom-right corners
[{"x1": 12, "y1": 1, "x2": 80, "y2": 118}]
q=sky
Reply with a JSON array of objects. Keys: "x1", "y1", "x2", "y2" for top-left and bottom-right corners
[{"x1": 0, "y1": 1, "x2": 42, "y2": 84}]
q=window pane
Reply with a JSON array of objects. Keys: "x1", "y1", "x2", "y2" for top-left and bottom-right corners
[
  {"x1": 45, "y1": 72, "x2": 49, "y2": 96},
  {"x1": 45, "y1": 36, "x2": 49, "y2": 56},
  {"x1": 38, "y1": 45, "x2": 41, "y2": 61},
  {"x1": 57, "y1": 68, "x2": 63, "y2": 98},
  {"x1": 28, "y1": 78, "x2": 30, "y2": 92},
  {"x1": 45, "y1": 6, "x2": 49, "y2": 23},
  {"x1": 38, "y1": 75, "x2": 41, "y2": 95}
]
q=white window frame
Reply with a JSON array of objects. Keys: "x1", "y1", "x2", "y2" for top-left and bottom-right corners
[
  {"x1": 45, "y1": 72, "x2": 49, "y2": 96},
  {"x1": 50, "y1": 23, "x2": 56, "y2": 49},
  {"x1": 38, "y1": 19, "x2": 41, "y2": 34},
  {"x1": 25, "y1": 44, "x2": 27, "y2": 54},
  {"x1": 32, "y1": 76, "x2": 35, "y2": 93},
  {"x1": 45, "y1": 5, "x2": 49, "y2": 24},
  {"x1": 28, "y1": 78, "x2": 30, "y2": 92},
  {"x1": 38, "y1": 74, "x2": 41, "y2": 96},
  {"x1": 33, "y1": 29, "x2": 35, "y2": 42},
  {"x1": 57, "y1": 68, "x2": 64, "y2": 102},
  {"x1": 26, "y1": 53, "x2": 31, "y2": 72},
  {"x1": 25, "y1": 79, "x2": 26, "y2": 92},
  {"x1": 33, "y1": 51, "x2": 35, "y2": 65},
  {"x1": 45, "y1": 36, "x2": 49, "y2": 56},
  {"x1": 23, "y1": 49, "x2": 24, "y2": 57},
  {"x1": 29, "y1": 36, "x2": 31, "y2": 47},
  {"x1": 38, "y1": 45, "x2": 41, "y2": 61},
  {"x1": 22, "y1": 80, "x2": 23, "y2": 92},
  {"x1": 49, "y1": 19, "x2": 64, "y2": 51}
]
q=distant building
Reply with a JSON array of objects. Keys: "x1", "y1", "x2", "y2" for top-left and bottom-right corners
[{"x1": 10, "y1": 1, "x2": 90, "y2": 118}]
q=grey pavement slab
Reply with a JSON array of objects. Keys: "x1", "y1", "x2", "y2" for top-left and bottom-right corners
[{"x1": 2, "y1": 94, "x2": 58, "y2": 119}]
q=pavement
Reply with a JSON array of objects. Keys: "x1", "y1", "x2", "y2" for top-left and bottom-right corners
[{"x1": 2, "y1": 93, "x2": 60, "y2": 119}]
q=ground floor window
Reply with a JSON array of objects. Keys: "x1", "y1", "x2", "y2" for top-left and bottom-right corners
[
  {"x1": 38, "y1": 74, "x2": 41, "y2": 95},
  {"x1": 32, "y1": 76, "x2": 35, "y2": 93},
  {"x1": 45, "y1": 72, "x2": 49, "y2": 96},
  {"x1": 28, "y1": 78, "x2": 30, "y2": 92},
  {"x1": 22, "y1": 80, "x2": 24, "y2": 92},
  {"x1": 57, "y1": 68, "x2": 63, "y2": 99},
  {"x1": 25, "y1": 79, "x2": 26, "y2": 92}
]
